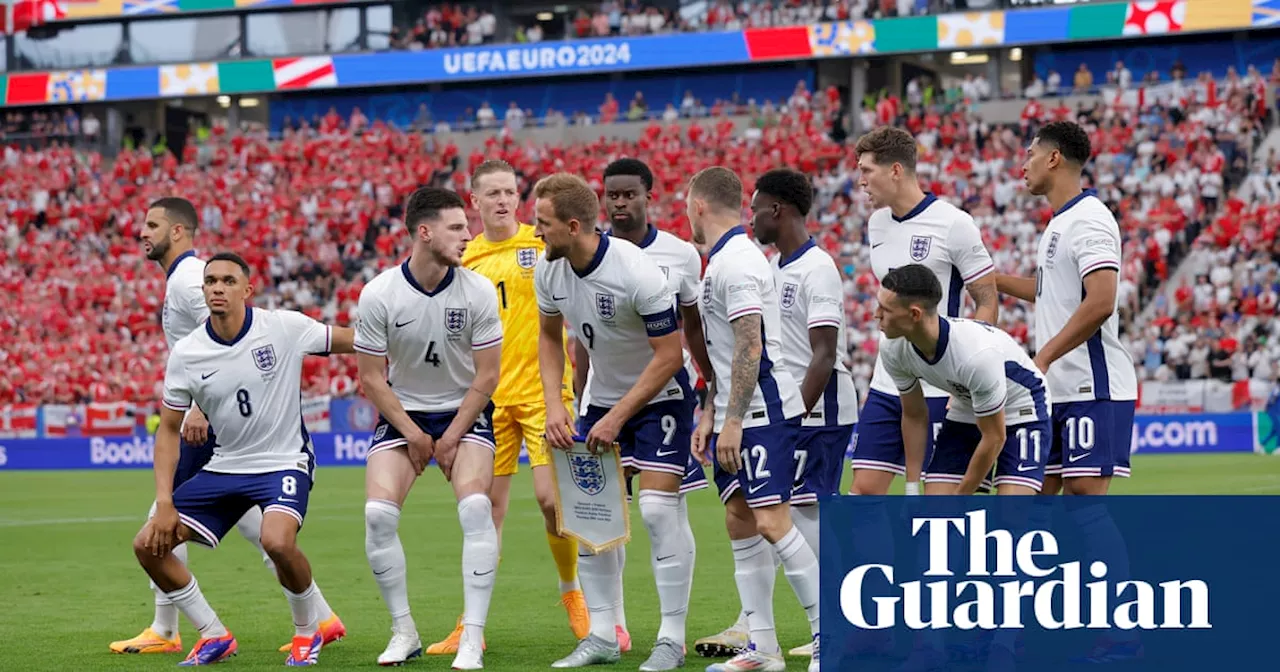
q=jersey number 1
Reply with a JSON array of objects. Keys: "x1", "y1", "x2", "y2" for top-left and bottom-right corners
[{"x1": 496, "y1": 281, "x2": 508, "y2": 310}]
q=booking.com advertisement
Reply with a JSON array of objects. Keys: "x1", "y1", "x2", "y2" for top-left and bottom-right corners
[
  {"x1": 820, "y1": 495, "x2": 1280, "y2": 671},
  {"x1": 0, "y1": 412, "x2": 1267, "y2": 470}
]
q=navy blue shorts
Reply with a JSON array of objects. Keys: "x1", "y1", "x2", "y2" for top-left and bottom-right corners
[
  {"x1": 712, "y1": 418, "x2": 802, "y2": 508},
  {"x1": 791, "y1": 424, "x2": 855, "y2": 505},
  {"x1": 582, "y1": 400, "x2": 693, "y2": 477},
  {"x1": 927, "y1": 418, "x2": 1051, "y2": 491},
  {"x1": 368, "y1": 404, "x2": 498, "y2": 459},
  {"x1": 175, "y1": 430, "x2": 217, "y2": 490},
  {"x1": 174, "y1": 469, "x2": 312, "y2": 548},
  {"x1": 849, "y1": 390, "x2": 949, "y2": 475},
  {"x1": 680, "y1": 454, "x2": 709, "y2": 493},
  {"x1": 1047, "y1": 400, "x2": 1136, "y2": 478}
]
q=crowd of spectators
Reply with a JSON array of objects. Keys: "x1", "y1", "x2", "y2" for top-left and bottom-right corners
[
  {"x1": 1, "y1": 60, "x2": 1277, "y2": 406},
  {"x1": 390, "y1": 0, "x2": 960, "y2": 51}
]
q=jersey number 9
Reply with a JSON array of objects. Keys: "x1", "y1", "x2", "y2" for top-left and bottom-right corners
[{"x1": 581, "y1": 323, "x2": 595, "y2": 350}]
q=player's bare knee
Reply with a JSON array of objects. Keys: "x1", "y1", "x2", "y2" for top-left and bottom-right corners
[
  {"x1": 258, "y1": 527, "x2": 296, "y2": 561},
  {"x1": 723, "y1": 497, "x2": 758, "y2": 539},
  {"x1": 851, "y1": 470, "x2": 893, "y2": 495},
  {"x1": 751, "y1": 506, "x2": 792, "y2": 543}
]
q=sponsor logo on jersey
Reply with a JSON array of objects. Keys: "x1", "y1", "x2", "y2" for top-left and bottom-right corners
[
  {"x1": 910, "y1": 235, "x2": 932, "y2": 262},
  {"x1": 569, "y1": 453, "x2": 607, "y2": 496},
  {"x1": 1046, "y1": 232, "x2": 1061, "y2": 260},
  {"x1": 516, "y1": 248, "x2": 538, "y2": 269},
  {"x1": 253, "y1": 345, "x2": 277, "y2": 372},
  {"x1": 595, "y1": 293, "x2": 616, "y2": 319},
  {"x1": 781, "y1": 282, "x2": 799, "y2": 308},
  {"x1": 446, "y1": 308, "x2": 468, "y2": 334}
]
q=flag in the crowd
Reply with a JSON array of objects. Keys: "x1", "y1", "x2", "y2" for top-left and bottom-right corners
[
  {"x1": 0, "y1": 404, "x2": 38, "y2": 438},
  {"x1": 1254, "y1": 0, "x2": 1280, "y2": 25},
  {"x1": 302, "y1": 395, "x2": 332, "y2": 433},
  {"x1": 83, "y1": 402, "x2": 136, "y2": 436},
  {"x1": 1, "y1": 0, "x2": 66, "y2": 33}
]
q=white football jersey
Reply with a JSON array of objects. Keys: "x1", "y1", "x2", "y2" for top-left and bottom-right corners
[
  {"x1": 699, "y1": 226, "x2": 805, "y2": 431},
  {"x1": 1034, "y1": 190, "x2": 1138, "y2": 403},
  {"x1": 162, "y1": 251, "x2": 210, "y2": 349},
  {"x1": 772, "y1": 239, "x2": 858, "y2": 428},
  {"x1": 880, "y1": 318, "x2": 1050, "y2": 426},
  {"x1": 581, "y1": 226, "x2": 703, "y2": 408},
  {"x1": 163, "y1": 308, "x2": 331, "y2": 475},
  {"x1": 535, "y1": 235, "x2": 686, "y2": 409},
  {"x1": 354, "y1": 263, "x2": 503, "y2": 413},
  {"x1": 868, "y1": 194, "x2": 995, "y2": 397}
]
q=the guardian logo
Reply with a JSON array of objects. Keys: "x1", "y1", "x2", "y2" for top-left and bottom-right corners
[{"x1": 840, "y1": 510, "x2": 1211, "y2": 631}]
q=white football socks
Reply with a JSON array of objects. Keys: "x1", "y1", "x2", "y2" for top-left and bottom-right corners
[
  {"x1": 791, "y1": 504, "x2": 821, "y2": 558},
  {"x1": 639, "y1": 490, "x2": 692, "y2": 645},
  {"x1": 458, "y1": 494, "x2": 499, "y2": 641},
  {"x1": 773, "y1": 525, "x2": 821, "y2": 637},
  {"x1": 150, "y1": 542, "x2": 188, "y2": 638},
  {"x1": 578, "y1": 548, "x2": 621, "y2": 643},
  {"x1": 365, "y1": 499, "x2": 415, "y2": 634},
  {"x1": 676, "y1": 494, "x2": 697, "y2": 606},
  {"x1": 285, "y1": 581, "x2": 320, "y2": 637},
  {"x1": 166, "y1": 578, "x2": 228, "y2": 639},
  {"x1": 731, "y1": 535, "x2": 779, "y2": 654},
  {"x1": 614, "y1": 545, "x2": 628, "y2": 630}
]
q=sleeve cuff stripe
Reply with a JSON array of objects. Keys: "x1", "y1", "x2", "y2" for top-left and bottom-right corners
[
  {"x1": 324, "y1": 326, "x2": 332, "y2": 354},
  {"x1": 808, "y1": 319, "x2": 843, "y2": 328},
  {"x1": 964, "y1": 264, "x2": 996, "y2": 283},
  {"x1": 473, "y1": 337, "x2": 503, "y2": 350},
  {"x1": 354, "y1": 344, "x2": 387, "y2": 356},
  {"x1": 728, "y1": 306, "x2": 763, "y2": 320},
  {"x1": 679, "y1": 299, "x2": 700, "y2": 306},
  {"x1": 538, "y1": 308, "x2": 561, "y2": 317},
  {"x1": 163, "y1": 401, "x2": 191, "y2": 412},
  {"x1": 974, "y1": 404, "x2": 1003, "y2": 416},
  {"x1": 1081, "y1": 261, "x2": 1121, "y2": 275}
]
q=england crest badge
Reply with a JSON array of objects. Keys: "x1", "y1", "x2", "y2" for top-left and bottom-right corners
[
  {"x1": 1046, "y1": 232, "x2": 1061, "y2": 260},
  {"x1": 781, "y1": 282, "x2": 799, "y2": 308},
  {"x1": 516, "y1": 248, "x2": 538, "y2": 269},
  {"x1": 910, "y1": 235, "x2": 932, "y2": 262},
  {"x1": 252, "y1": 345, "x2": 277, "y2": 372},
  {"x1": 569, "y1": 453, "x2": 607, "y2": 496},
  {"x1": 595, "y1": 293, "x2": 616, "y2": 319},
  {"x1": 446, "y1": 308, "x2": 468, "y2": 334}
]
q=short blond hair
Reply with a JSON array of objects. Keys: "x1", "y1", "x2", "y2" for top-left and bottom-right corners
[
  {"x1": 472, "y1": 159, "x2": 516, "y2": 188},
  {"x1": 533, "y1": 173, "x2": 599, "y2": 227},
  {"x1": 688, "y1": 166, "x2": 743, "y2": 212}
]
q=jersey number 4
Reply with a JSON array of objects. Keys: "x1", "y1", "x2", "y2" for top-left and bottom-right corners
[{"x1": 425, "y1": 341, "x2": 441, "y2": 367}]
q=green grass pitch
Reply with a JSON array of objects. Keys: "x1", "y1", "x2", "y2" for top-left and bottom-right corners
[{"x1": 1, "y1": 454, "x2": 1277, "y2": 671}]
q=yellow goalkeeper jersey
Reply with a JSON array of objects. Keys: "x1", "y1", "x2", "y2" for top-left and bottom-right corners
[{"x1": 463, "y1": 223, "x2": 574, "y2": 407}]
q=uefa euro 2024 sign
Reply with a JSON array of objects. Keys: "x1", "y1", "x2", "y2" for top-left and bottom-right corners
[{"x1": 819, "y1": 496, "x2": 1278, "y2": 672}]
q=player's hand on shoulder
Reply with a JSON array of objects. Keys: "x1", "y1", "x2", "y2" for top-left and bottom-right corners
[
  {"x1": 544, "y1": 401, "x2": 575, "y2": 451},
  {"x1": 146, "y1": 502, "x2": 181, "y2": 557},
  {"x1": 405, "y1": 430, "x2": 435, "y2": 476},
  {"x1": 181, "y1": 407, "x2": 209, "y2": 445},
  {"x1": 715, "y1": 418, "x2": 743, "y2": 473}
]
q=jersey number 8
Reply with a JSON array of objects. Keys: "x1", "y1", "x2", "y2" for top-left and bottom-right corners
[
  {"x1": 281, "y1": 475, "x2": 298, "y2": 497},
  {"x1": 236, "y1": 389, "x2": 253, "y2": 417}
]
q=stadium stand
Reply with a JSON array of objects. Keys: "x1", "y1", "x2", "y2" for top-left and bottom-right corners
[{"x1": 3, "y1": 53, "x2": 1276, "y2": 408}]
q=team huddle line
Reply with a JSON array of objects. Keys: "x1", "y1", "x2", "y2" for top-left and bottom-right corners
[{"x1": 114, "y1": 121, "x2": 1138, "y2": 671}]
